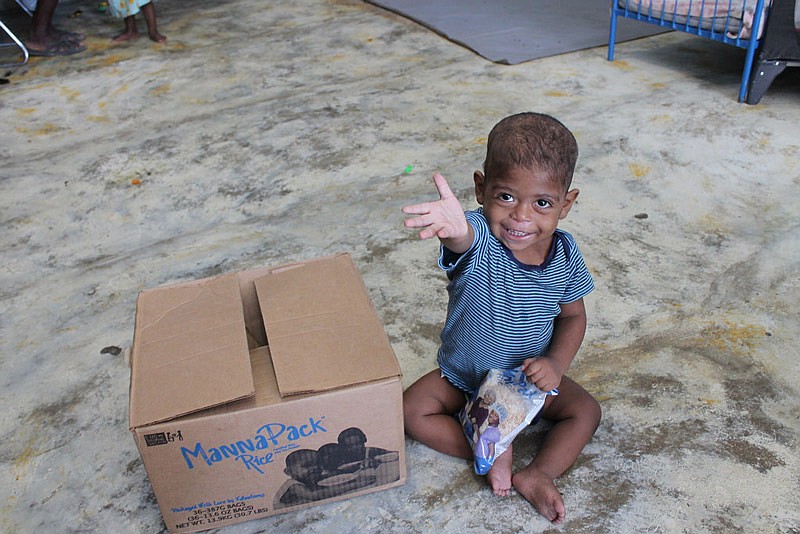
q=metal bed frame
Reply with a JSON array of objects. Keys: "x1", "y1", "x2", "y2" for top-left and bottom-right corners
[{"x1": 608, "y1": 0, "x2": 768, "y2": 103}]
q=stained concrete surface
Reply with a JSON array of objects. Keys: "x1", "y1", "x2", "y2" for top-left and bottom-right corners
[{"x1": 1, "y1": 0, "x2": 799, "y2": 532}]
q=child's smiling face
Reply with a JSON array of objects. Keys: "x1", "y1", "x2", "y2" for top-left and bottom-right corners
[{"x1": 474, "y1": 166, "x2": 578, "y2": 266}]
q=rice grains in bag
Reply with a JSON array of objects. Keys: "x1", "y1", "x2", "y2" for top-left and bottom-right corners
[{"x1": 458, "y1": 366, "x2": 557, "y2": 475}]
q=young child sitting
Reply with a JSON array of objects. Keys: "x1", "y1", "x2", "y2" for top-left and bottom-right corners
[{"x1": 402, "y1": 112, "x2": 601, "y2": 525}]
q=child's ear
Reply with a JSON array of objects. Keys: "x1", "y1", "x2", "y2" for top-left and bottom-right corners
[
  {"x1": 559, "y1": 188, "x2": 580, "y2": 220},
  {"x1": 473, "y1": 171, "x2": 486, "y2": 204}
]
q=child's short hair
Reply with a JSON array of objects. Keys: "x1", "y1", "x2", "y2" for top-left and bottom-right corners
[{"x1": 483, "y1": 112, "x2": 578, "y2": 191}]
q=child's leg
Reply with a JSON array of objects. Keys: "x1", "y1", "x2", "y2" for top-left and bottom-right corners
[
  {"x1": 512, "y1": 376, "x2": 601, "y2": 525},
  {"x1": 112, "y1": 16, "x2": 140, "y2": 42},
  {"x1": 140, "y1": 2, "x2": 166, "y2": 43},
  {"x1": 487, "y1": 444, "x2": 513, "y2": 497},
  {"x1": 403, "y1": 369, "x2": 471, "y2": 459}
]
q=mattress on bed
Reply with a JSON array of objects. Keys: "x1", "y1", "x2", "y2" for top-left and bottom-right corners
[{"x1": 617, "y1": 0, "x2": 770, "y2": 38}]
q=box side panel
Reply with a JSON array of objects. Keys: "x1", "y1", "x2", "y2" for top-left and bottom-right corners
[
  {"x1": 255, "y1": 254, "x2": 401, "y2": 396},
  {"x1": 135, "y1": 378, "x2": 405, "y2": 533},
  {"x1": 234, "y1": 255, "x2": 347, "y2": 351},
  {"x1": 130, "y1": 273, "x2": 254, "y2": 428}
]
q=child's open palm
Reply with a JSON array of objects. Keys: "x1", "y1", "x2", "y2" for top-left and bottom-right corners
[{"x1": 403, "y1": 173, "x2": 469, "y2": 241}]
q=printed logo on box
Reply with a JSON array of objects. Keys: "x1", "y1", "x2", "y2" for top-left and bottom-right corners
[{"x1": 180, "y1": 417, "x2": 328, "y2": 473}]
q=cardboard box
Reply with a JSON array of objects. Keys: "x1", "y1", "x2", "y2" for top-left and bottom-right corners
[{"x1": 129, "y1": 254, "x2": 406, "y2": 533}]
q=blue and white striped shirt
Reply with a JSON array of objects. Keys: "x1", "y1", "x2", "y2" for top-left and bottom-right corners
[{"x1": 437, "y1": 209, "x2": 594, "y2": 393}]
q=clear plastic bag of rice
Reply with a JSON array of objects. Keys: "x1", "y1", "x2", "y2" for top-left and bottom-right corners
[{"x1": 458, "y1": 366, "x2": 557, "y2": 475}]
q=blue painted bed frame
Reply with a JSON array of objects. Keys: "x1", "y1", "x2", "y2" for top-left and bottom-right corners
[{"x1": 608, "y1": 0, "x2": 768, "y2": 103}]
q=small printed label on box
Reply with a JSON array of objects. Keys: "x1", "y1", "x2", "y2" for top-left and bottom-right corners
[
  {"x1": 172, "y1": 494, "x2": 269, "y2": 530},
  {"x1": 144, "y1": 431, "x2": 183, "y2": 447}
]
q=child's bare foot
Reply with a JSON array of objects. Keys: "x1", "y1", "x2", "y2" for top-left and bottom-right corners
[
  {"x1": 486, "y1": 447, "x2": 513, "y2": 496},
  {"x1": 112, "y1": 31, "x2": 140, "y2": 43},
  {"x1": 512, "y1": 468, "x2": 566, "y2": 524},
  {"x1": 148, "y1": 31, "x2": 167, "y2": 43}
]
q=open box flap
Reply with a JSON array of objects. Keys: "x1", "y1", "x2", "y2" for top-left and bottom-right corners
[
  {"x1": 129, "y1": 273, "x2": 254, "y2": 429},
  {"x1": 254, "y1": 253, "x2": 401, "y2": 397}
]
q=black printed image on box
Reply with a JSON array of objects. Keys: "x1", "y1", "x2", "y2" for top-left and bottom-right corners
[
  {"x1": 129, "y1": 255, "x2": 406, "y2": 533},
  {"x1": 273, "y1": 427, "x2": 401, "y2": 510}
]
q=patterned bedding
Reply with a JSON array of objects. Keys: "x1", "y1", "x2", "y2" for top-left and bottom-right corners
[{"x1": 617, "y1": 0, "x2": 771, "y2": 38}]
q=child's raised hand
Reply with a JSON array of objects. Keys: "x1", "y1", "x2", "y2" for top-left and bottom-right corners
[
  {"x1": 522, "y1": 357, "x2": 563, "y2": 393},
  {"x1": 402, "y1": 173, "x2": 469, "y2": 241}
]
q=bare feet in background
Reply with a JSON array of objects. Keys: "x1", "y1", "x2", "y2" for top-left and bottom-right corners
[
  {"x1": 110, "y1": 2, "x2": 166, "y2": 44},
  {"x1": 111, "y1": 28, "x2": 140, "y2": 42},
  {"x1": 111, "y1": 22, "x2": 166, "y2": 43}
]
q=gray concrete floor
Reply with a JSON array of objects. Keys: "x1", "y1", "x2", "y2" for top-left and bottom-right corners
[{"x1": 2, "y1": 0, "x2": 799, "y2": 532}]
